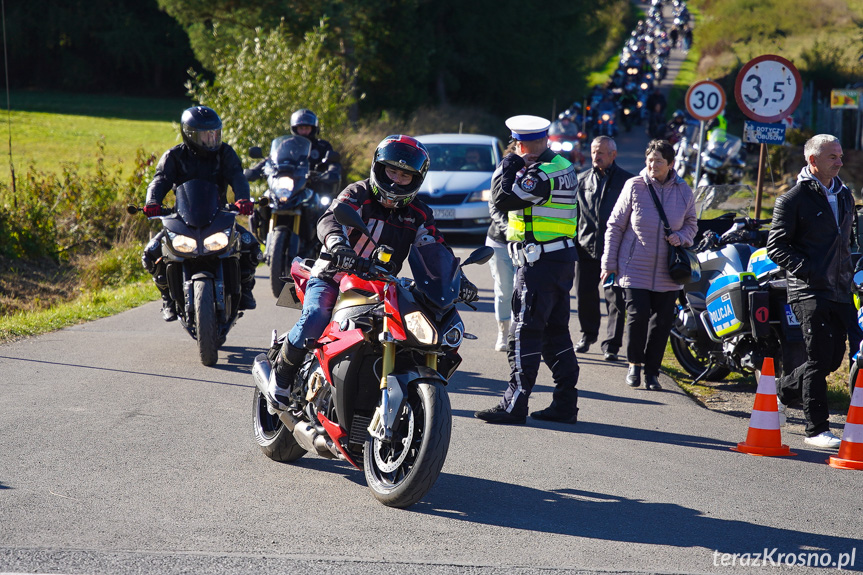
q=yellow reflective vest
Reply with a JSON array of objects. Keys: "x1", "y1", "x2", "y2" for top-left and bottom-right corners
[{"x1": 507, "y1": 154, "x2": 579, "y2": 243}]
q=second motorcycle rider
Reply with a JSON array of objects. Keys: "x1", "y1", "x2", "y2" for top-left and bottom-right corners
[{"x1": 265, "y1": 134, "x2": 478, "y2": 409}]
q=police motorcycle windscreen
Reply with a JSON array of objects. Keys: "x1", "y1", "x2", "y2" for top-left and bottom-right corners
[
  {"x1": 174, "y1": 180, "x2": 221, "y2": 228},
  {"x1": 408, "y1": 242, "x2": 461, "y2": 310}
]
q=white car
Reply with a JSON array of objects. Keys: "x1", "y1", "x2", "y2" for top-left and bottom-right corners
[{"x1": 415, "y1": 134, "x2": 504, "y2": 236}]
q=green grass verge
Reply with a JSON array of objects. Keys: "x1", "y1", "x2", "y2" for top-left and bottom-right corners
[
  {"x1": 0, "y1": 281, "x2": 159, "y2": 344},
  {"x1": 0, "y1": 91, "x2": 190, "y2": 187}
]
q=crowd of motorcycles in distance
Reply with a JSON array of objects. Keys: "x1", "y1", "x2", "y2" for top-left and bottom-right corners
[{"x1": 548, "y1": 0, "x2": 692, "y2": 169}]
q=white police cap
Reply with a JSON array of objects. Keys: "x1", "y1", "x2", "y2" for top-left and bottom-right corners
[{"x1": 505, "y1": 115, "x2": 551, "y2": 141}]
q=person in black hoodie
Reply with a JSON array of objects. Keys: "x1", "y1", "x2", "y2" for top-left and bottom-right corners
[
  {"x1": 574, "y1": 136, "x2": 634, "y2": 360},
  {"x1": 766, "y1": 134, "x2": 853, "y2": 449}
]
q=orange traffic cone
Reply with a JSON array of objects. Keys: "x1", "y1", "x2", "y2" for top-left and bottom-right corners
[
  {"x1": 829, "y1": 369, "x2": 863, "y2": 470},
  {"x1": 732, "y1": 357, "x2": 796, "y2": 457}
]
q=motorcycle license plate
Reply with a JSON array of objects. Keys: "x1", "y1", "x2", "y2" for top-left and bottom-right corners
[{"x1": 434, "y1": 208, "x2": 456, "y2": 220}]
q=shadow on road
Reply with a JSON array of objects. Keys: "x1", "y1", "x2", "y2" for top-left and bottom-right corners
[{"x1": 412, "y1": 481, "x2": 862, "y2": 569}]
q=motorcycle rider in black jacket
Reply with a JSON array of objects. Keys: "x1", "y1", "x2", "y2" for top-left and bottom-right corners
[
  {"x1": 766, "y1": 134, "x2": 855, "y2": 448},
  {"x1": 141, "y1": 106, "x2": 261, "y2": 320},
  {"x1": 245, "y1": 108, "x2": 342, "y2": 245}
]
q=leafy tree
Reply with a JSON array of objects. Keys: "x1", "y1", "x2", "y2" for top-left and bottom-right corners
[{"x1": 186, "y1": 21, "x2": 356, "y2": 153}]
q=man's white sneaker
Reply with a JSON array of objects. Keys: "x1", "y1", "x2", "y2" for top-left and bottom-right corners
[
  {"x1": 494, "y1": 320, "x2": 510, "y2": 352},
  {"x1": 804, "y1": 431, "x2": 841, "y2": 449},
  {"x1": 777, "y1": 400, "x2": 787, "y2": 427}
]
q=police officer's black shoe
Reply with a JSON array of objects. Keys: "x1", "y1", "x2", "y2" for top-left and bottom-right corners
[
  {"x1": 474, "y1": 406, "x2": 525, "y2": 425},
  {"x1": 530, "y1": 406, "x2": 578, "y2": 424},
  {"x1": 626, "y1": 364, "x2": 642, "y2": 387},
  {"x1": 160, "y1": 298, "x2": 178, "y2": 322}
]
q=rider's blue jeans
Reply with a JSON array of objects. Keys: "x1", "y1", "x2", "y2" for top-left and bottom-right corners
[{"x1": 288, "y1": 276, "x2": 340, "y2": 349}]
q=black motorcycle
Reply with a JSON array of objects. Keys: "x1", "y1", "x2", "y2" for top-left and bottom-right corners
[
  {"x1": 248, "y1": 136, "x2": 335, "y2": 298},
  {"x1": 130, "y1": 179, "x2": 244, "y2": 366}
]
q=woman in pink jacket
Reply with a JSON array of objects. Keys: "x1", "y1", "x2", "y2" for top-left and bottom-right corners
[{"x1": 601, "y1": 140, "x2": 697, "y2": 389}]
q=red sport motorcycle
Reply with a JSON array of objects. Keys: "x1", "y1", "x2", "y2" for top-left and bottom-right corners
[{"x1": 251, "y1": 203, "x2": 492, "y2": 508}]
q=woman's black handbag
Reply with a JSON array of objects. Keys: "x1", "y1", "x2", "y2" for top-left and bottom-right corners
[{"x1": 646, "y1": 181, "x2": 701, "y2": 285}]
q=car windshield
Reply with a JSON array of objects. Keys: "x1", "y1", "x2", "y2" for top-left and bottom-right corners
[{"x1": 423, "y1": 143, "x2": 494, "y2": 172}]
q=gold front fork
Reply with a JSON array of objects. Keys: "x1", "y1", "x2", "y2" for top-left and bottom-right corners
[{"x1": 425, "y1": 352, "x2": 438, "y2": 371}]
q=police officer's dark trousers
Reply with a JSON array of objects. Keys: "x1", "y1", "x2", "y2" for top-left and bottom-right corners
[{"x1": 500, "y1": 249, "x2": 579, "y2": 417}]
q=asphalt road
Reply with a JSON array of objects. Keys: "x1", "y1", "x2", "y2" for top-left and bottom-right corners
[{"x1": 1, "y1": 237, "x2": 862, "y2": 575}]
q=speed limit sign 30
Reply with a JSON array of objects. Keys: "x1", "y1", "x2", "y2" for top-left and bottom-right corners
[{"x1": 685, "y1": 80, "x2": 726, "y2": 122}]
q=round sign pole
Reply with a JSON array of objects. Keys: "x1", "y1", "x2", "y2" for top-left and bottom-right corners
[
  {"x1": 685, "y1": 80, "x2": 726, "y2": 191},
  {"x1": 734, "y1": 55, "x2": 803, "y2": 219}
]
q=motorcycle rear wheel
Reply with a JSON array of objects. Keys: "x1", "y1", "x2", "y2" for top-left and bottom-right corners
[
  {"x1": 669, "y1": 333, "x2": 730, "y2": 381},
  {"x1": 251, "y1": 388, "x2": 307, "y2": 462},
  {"x1": 364, "y1": 380, "x2": 451, "y2": 508},
  {"x1": 194, "y1": 279, "x2": 219, "y2": 366}
]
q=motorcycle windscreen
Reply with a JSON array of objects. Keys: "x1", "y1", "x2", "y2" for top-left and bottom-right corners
[
  {"x1": 174, "y1": 179, "x2": 221, "y2": 228},
  {"x1": 269, "y1": 136, "x2": 311, "y2": 173},
  {"x1": 408, "y1": 242, "x2": 460, "y2": 309}
]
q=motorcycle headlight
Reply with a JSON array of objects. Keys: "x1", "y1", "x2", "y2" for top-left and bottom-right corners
[
  {"x1": 550, "y1": 141, "x2": 562, "y2": 152},
  {"x1": 320, "y1": 196, "x2": 331, "y2": 207},
  {"x1": 171, "y1": 234, "x2": 197, "y2": 254},
  {"x1": 602, "y1": 113, "x2": 611, "y2": 122},
  {"x1": 623, "y1": 108, "x2": 631, "y2": 115},
  {"x1": 405, "y1": 311, "x2": 437, "y2": 345},
  {"x1": 562, "y1": 142, "x2": 574, "y2": 152},
  {"x1": 203, "y1": 229, "x2": 230, "y2": 252},
  {"x1": 275, "y1": 176, "x2": 294, "y2": 192},
  {"x1": 443, "y1": 321, "x2": 464, "y2": 347},
  {"x1": 467, "y1": 189, "x2": 491, "y2": 203}
]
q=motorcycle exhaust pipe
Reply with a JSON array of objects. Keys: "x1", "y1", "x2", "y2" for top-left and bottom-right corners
[{"x1": 252, "y1": 353, "x2": 272, "y2": 396}]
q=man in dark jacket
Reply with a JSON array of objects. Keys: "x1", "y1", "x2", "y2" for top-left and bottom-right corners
[
  {"x1": 574, "y1": 136, "x2": 634, "y2": 360},
  {"x1": 142, "y1": 106, "x2": 260, "y2": 319},
  {"x1": 766, "y1": 134, "x2": 853, "y2": 449}
]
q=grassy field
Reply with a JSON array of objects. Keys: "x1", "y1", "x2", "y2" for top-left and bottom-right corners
[{"x1": 0, "y1": 91, "x2": 190, "y2": 187}]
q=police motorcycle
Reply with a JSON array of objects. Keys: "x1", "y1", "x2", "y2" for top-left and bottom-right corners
[
  {"x1": 247, "y1": 136, "x2": 335, "y2": 298},
  {"x1": 695, "y1": 131, "x2": 747, "y2": 188},
  {"x1": 669, "y1": 185, "x2": 806, "y2": 383},
  {"x1": 130, "y1": 180, "x2": 244, "y2": 367},
  {"x1": 250, "y1": 202, "x2": 493, "y2": 508}
]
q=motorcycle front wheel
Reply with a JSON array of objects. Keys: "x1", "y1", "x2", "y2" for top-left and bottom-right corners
[
  {"x1": 251, "y1": 387, "x2": 307, "y2": 462},
  {"x1": 269, "y1": 227, "x2": 289, "y2": 298},
  {"x1": 364, "y1": 379, "x2": 451, "y2": 508},
  {"x1": 669, "y1": 332, "x2": 730, "y2": 381},
  {"x1": 194, "y1": 279, "x2": 219, "y2": 366}
]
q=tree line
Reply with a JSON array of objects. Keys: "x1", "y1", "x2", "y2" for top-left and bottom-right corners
[{"x1": 7, "y1": 0, "x2": 632, "y2": 116}]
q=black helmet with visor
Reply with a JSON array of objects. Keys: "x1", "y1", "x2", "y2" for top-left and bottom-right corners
[
  {"x1": 181, "y1": 106, "x2": 222, "y2": 157},
  {"x1": 290, "y1": 108, "x2": 319, "y2": 139},
  {"x1": 370, "y1": 135, "x2": 430, "y2": 209}
]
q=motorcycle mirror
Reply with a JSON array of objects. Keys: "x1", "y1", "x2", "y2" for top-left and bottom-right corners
[
  {"x1": 462, "y1": 246, "x2": 494, "y2": 267},
  {"x1": 854, "y1": 270, "x2": 863, "y2": 288},
  {"x1": 126, "y1": 205, "x2": 139, "y2": 215},
  {"x1": 249, "y1": 146, "x2": 263, "y2": 159},
  {"x1": 332, "y1": 202, "x2": 377, "y2": 246}
]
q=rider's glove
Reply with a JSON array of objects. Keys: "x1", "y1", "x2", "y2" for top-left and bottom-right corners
[
  {"x1": 234, "y1": 199, "x2": 254, "y2": 216},
  {"x1": 459, "y1": 275, "x2": 478, "y2": 303},
  {"x1": 143, "y1": 203, "x2": 162, "y2": 217},
  {"x1": 331, "y1": 243, "x2": 361, "y2": 270}
]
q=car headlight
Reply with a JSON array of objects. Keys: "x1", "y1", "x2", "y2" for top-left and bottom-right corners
[
  {"x1": 171, "y1": 234, "x2": 197, "y2": 253},
  {"x1": 467, "y1": 189, "x2": 491, "y2": 203},
  {"x1": 405, "y1": 311, "x2": 437, "y2": 345},
  {"x1": 203, "y1": 229, "x2": 230, "y2": 252}
]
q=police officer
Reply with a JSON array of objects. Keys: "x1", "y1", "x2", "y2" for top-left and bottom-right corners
[
  {"x1": 474, "y1": 115, "x2": 581, "y2": 425},
  {"x1": 246, "y1": 108, "x2": 342, "y2": 245},
  {"x1": 142, "y1": 106, "x2": 261, "y2": 320}
]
